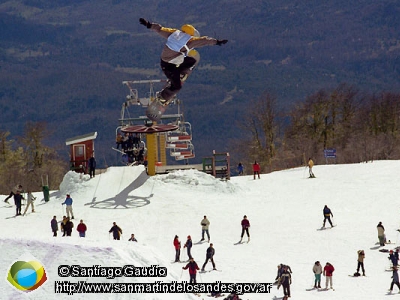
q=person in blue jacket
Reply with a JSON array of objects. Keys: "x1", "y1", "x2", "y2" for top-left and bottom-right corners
[{"x1": 62, "y1": 194, "x2": 74, "y2": 219}]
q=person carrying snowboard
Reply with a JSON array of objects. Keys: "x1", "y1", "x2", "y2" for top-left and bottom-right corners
[
  {"x1": 322, "y1": 205, "x2": 334, "y2": 228},
  {"x1": 138, "y1": 18, "x2": 228, "y2": 106},
  {"x1": 182, "y1": 257, "x2": 200, "y2": 283}
]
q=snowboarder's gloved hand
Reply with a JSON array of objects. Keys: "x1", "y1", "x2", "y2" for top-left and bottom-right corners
[
  {"x1": 216, "y1": 39, "x2": 228, "y2": 46},
  {"x1": 139, "y1": 18, "x2": 152, "y2": 29}
]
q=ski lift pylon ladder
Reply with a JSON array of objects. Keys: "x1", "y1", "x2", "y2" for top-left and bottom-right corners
[{"x1": 166, "y1": 121, "x2": 195, "y2": 160}]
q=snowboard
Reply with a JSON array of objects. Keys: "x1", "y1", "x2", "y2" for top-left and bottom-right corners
[{"x1": 146, "y1": 49, "x2": 200, "y2": 122}]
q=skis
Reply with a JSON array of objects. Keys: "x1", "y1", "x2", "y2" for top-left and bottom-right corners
[
  {"x1": 318, "y1": 287, "x2": 335, "y2": 291},
  {"x1": 200, "y1": 269, "x2": 222, "y2": 273},
  {"x1": 318, "y1": 225, "x2": 336, "y2": 231}
]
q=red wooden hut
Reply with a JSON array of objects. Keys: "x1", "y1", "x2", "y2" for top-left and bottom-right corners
[{"x1": 65, "y1": 132, "x2": 97, "y2": 173}]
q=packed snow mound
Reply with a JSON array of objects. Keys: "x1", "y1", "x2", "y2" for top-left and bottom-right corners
[{"x1": 152, "y1": 169, "x2": 239, "y2": 193}]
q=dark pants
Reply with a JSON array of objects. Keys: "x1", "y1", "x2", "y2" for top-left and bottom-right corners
[
  {"x1": 15, "y1": 199, "x2": 21, "y2": 215},
  {"x1": 391, "y1": 281, "x2": 400, "y2": 291},
  {"x1": 283, "y1": 284, "x2": 291, "y2": 297},
  {"x1": 187, "y1": 247, "x2": 192, "y2": 259},
  {"x1": 241, "y1": 228, "x2": 250, "y2": 238},
  {"x1": 53, "y1": 230, "x2": 57, "y2": 237},
  {"x1": 357, "y1": 261, "x2": 365, "y2": 274},
  {"x1": 89, "y1": 168, "x2": 95, "y2": 178},
  {"x1": 5, "y1": 191, "x2": 14, "y2": 201},
  {"x1": 160, "y1": 57, "x2": 196, "y2": 101},
  {"x1": 253, "y1": 171, "x2": 260, "y2": 179},
  {"x1": 202, "y1": 257, "x2": 215, "y2": 270},
  {"x1": 189, "y1": 274, "x2": 196, "y2": 283},
  {"x1": 201, "y1": 229, "x2": 210, "y2": 240},
  {"x1": 323, "y1": 216, "x2": 333, "y2": 227},
  {"x1": 175, "y1": 249, "x2": 180, "y2": 262}
]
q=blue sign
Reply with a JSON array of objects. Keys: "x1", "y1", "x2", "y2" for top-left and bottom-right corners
[{"x1": 324, "y1": 148, "x2": 336, "y2": 158}]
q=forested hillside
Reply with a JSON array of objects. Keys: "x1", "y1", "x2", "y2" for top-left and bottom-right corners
[{"x1": 1, "y1": 0, "x2": 399, "y2": 167}]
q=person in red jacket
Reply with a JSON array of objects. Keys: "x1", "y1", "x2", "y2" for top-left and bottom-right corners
[
  {"x1": 240, "y1": 215, "x2": 250, "y2": 243},
  {"x1": 173, "y1": 235, "x2": 181, "y2": 262},
  {"x1": 182, "y1": 257, "x2": 200, "y2": 283},
  {"x1": 323, "y1": 262, "x2": 335, "y2": 290},
  {"x1": 252, "y1": 161, "x2": 261, "y2": 179},
  {"x1": 76, "y1": 219, "x2": 87, "y2": 237}
]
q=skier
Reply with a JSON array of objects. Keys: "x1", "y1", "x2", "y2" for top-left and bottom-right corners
[
  {"x1": 240, "y1": 215, "x2": 250, "y2": 243},
  {"x1": 313, "y1": 261, "x2": 322, "y2": 288},
  {"x1": 13, "y1": 190, "x2": 24, "y2": 216},
  {"x1": 277, "y1": 265, "x2": 292, "y2": 299},
  {"x1": 23, "y1": 191, "x2": 36, "y2": 216},
  {"x1": 128, "y1": 234, "x2": 138, "y2": 242},
  {"x1": 138, "y1": 18, "x2": 228, "y2": 105},
  {"x1": 252, "y1": 161, "x2": 261, "y2": 179},
  {"x1": 51, "y1": 216, "x2": 58, "y2": 237},
  {"x1": 389, "y1": 266, "x2": 400, "y2": 293},
  {"x1": 356, "y1": 250, "x2": 365, "y2": 276},
  {"x1": 322, "y1": 205, "x2": 333, "y2": 228},
  {"x1": 76, "y1": 219, "x2": 87, "y2": 237},
  {"x1": 201, "y1": 243, "x2": 216, "y2": 271},
  {"x1": 184, "y1": 235, "x2": 193, "y2": 260},
  {"x1": 200, "y1": 215, "x2": 210, "y2": 242},
  {"x1": 275, "y1": 264, "x2": 293, "y2": 284},
  {"x1": 182, "y1": 257, "x2": 200, "y2": 283},
  {"x1": 308, "y1": 158, "x2": 316, "y2": 178},
  {"x1": 323, "y1": 262, "x2": 335, "y2": 289},
  {"x1": 173, "y1": 235, "x2": 181, "y2": 262},
  {"x1": 377, "y1": 222, "x2": 385, "y2": 246},
  {"x1": 389, "y1": 250, "x2": 399, "y2": 267},
  {"x1": 62, "y1": 194, "x2": 74, "y2": 219},
  {"x1": 109, "y1": 222, "x2": 123, "y2": 240},
  {"x1": 4, "y1": 184, "x2": 23, "y2": 203}
]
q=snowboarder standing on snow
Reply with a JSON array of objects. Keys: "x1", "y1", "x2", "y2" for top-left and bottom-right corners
[
  {"x1": 356, "y1": 250, "x2": 365, "y2": 276},
  {"x1": 322, "y1": 205, "x2": 334, "y2": 228},
  {"x1": 62, "y1": 194, "x2": 74, "y2": 220},
  {"x1": 173, "y1": 235, "x2": 181, "y2": 262},
  {"x1": 182, "y1": 257, "x2": 200, "y2": 283},
  {"x1": 51, "y1": 216, "x2": 58, "y2": 237},
  {"x1": 313, "y1": 261, "x2": 322, "y2": 288},
  {"x1": 377, "y1": 222, "x2": 385, "y2": 246},
  {"x1": 201, "y1": 243, "x2": 216, "y2": 271},
  {"x1": 240, "y1": 215, "x2": 250, "y2": 243},
  {"x1": 138, "y1": 18, "x2": 228, "y2": 105},
  {"x1": 184, "y1": 235, "x2": 193, "y2": 260},
  {"x1": 308, "y1": 158, "x2": 316, "y2": 178},
  {"x1": 389, "y1": 266, "x2": 400, "y2": 293},
  {"x1": 109, "y1": 222, "x2": 123, "y2": 240},
  {"x1": 323, "y1": 262, "x2": 335, "y2": 289},
  {"x1": 277, "y1": 265, "x2": 292, "y2": 299},
  {"x1": 200, "y1": 216, "x2": 210, "y2": 242},
  {"x1": 252, "y1": 161, "x2": 261, "y2": 179}
]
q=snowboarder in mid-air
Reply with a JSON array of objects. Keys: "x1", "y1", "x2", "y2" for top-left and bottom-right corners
[{"x1": 138, "y1": 18, "x2": 228, "y2": 121}]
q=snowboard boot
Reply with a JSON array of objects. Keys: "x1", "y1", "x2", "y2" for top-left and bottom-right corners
[{"x1": 318, "y1": 283, "x2": 321, "y2": 288}]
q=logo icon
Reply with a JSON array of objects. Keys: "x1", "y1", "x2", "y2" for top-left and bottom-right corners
[{"x1": 7, "y1": 260, "x2": 47, "y2": 292}]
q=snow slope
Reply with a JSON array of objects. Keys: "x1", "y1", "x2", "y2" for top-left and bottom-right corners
[{"x1": 1, "y1": 161, "x2": 399, "y2": 300}]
